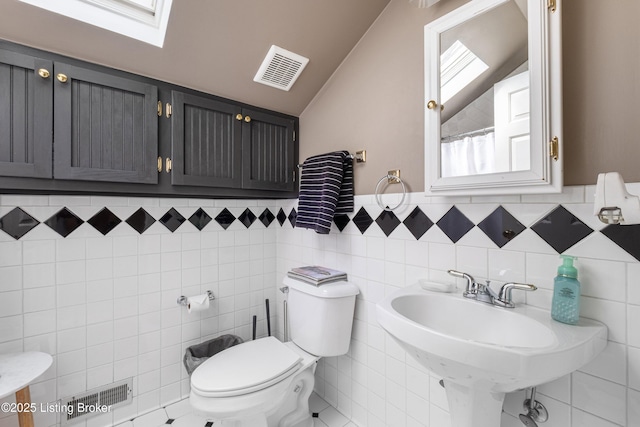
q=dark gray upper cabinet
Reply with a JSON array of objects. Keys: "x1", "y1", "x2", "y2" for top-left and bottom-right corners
[
  {"x1": 170, "y1": 92, "x2": 297, "y2": 192},
  {"x1": 0, "y1": 40, "x2": 298, "y2": 198},
  {"x1": 170, "y1": 91, "x2": 242, "y2": 188},
  {"x1": 241, "y1": 108, "x2": 296, "y2": 192},
  {"x1": 53, "y1": 62, "x2": 158, "y2": 184},
  {"x1": 0, "y1": 49, "x2": 52, "y2": 179}
]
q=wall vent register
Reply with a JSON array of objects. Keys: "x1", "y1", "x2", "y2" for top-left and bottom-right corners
[{"x1": 254, "y1": 45, "x2": 310, "y2": 91}]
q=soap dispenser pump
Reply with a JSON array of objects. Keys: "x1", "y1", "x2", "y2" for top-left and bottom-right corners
[{"x1": 551, "y1": 255, "x2": 581, "y2": 325}]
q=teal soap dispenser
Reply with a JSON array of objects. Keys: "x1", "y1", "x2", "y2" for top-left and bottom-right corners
[{"x1": 551, "y1": 255, "x2": 581, "y2": 324}]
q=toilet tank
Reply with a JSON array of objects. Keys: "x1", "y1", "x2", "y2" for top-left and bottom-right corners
[{"x1": 283, "y1": 277, "x2": 359, "y2": 357}]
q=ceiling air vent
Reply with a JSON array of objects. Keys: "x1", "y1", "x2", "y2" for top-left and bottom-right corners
[{"x1": 253, "y1": 45, "x2": 309, "y2": 91}]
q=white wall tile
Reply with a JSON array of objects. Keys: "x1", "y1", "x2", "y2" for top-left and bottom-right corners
[
  {"x1": 23, "y1": 239, "x2": 55, "y2": 264},
  {"x1": 572, "y1": 371, "x2": 626, "y2": 425},
  {"x1": 23, "y1": 310, "x2": 56, "y2": 337},
  {"x1": 0, "y1": 315, "x2": 23, "y2": 343},
  {"x1": 572, "y1": 408, "x2": 622, "y2": 427},
  {"x1": 23, "y1": 263, "x2": 55, "y2": 289},
  {"x1": 0, "y1": 290, "x2": 22, "y2": 317},
  {"x1": 629, "y1": 388, "x2": 640, "y2": 427},
  {"x1": 0, "y1": 241, "x2": 22, "y2": 267},
  {"x1": 628, "y1": 304, "x2": 640, "y2": 347},
  {"x1": 629, "y1": 346, "x2": 640, "y2": 391},
  {"x1": 580, "y1": 341, "x2": 627, "y2": 385},
  {"x1": 3, "y1": 192, "x2": 640, "y2": 427},
  {"x1": 581, "y1": 297, "x2": 626, "y2": 344},
  {"x1": 56, "y1": 238, "x2": 86, "y2": 262},
  {"x1": 579, "y1": 258, "x2": 626, "y2": 302}
]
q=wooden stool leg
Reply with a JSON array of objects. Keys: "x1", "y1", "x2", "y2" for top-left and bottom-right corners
[{"x1": 15, "y1": 386, "x2": 34, "y2": 427}]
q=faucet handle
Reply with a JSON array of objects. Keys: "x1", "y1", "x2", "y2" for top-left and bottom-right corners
[
  {"x1": 496, "y1": 282, "x2": 537, "y2": 308},
  {"x1": 448, "y1": 269, "x2": 476, "y2": 294}
]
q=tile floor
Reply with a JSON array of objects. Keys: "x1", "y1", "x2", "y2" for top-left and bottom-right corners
[{"x1": 119, "y1": 393, "x2": 356, "y2": 427}]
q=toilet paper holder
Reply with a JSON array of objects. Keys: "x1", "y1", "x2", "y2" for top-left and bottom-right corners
[{"x1": 177, "y1": 290, "x2": 215, "y2": 306}]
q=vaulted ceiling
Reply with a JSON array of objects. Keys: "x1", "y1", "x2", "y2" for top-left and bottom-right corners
[{"x1": 0, "y1": 0, "x2": 391, "y2": 116}]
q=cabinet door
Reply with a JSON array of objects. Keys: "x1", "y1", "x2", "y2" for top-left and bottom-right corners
[
  {"x1": 54, "y1": 62, "x2": 158, "y2": 183},
  {"x1": 0, "y1": 49, "x2": 52, "y2": 178},
  {"x1": 170, "y1": 91, "x2": 242, "y2": 188},
  {"x1": 241, "y1": 108, "x2": 296, "y2": 191}
]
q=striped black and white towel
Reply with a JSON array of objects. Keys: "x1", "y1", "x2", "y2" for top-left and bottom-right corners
[{"x1": 295, "y1": 151, "x2": 354, "y2": 234}]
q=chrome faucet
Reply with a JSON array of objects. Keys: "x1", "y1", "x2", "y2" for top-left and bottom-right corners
[{"x1": 447, "y1": 269, "x2": 537, "y2": 308}]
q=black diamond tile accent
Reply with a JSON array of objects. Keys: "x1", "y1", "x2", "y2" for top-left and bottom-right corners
[
  {"x1": 165, "y1": 419, "x2": 174, "y2": 425},
  {"x1": 531, "y1": 205, "x2": 593, "y2": 253},
  {"x1": 402, "y1": 206, "x2": 433, "y2": 240},
  {"x1": 126, "y1": 208, "x2": 156, "y2": 234},
  {"x1": 333, "y1": 214, "x2": 350, "y2": 232},
  {"x1": 276, "y1": 208, "x2": 287, "y2": 226},
  {"x1": 239, "y1": 208, "x2": 257, "y2": 228},
  {"x1": 44, "y1": 208, "x2": 84, "y2": 238},
  {"x1": 436, "y1": 206, "x2": 474, "y2": 243},
  {"x1": 87, "y1": 208, "x2": 121, "y2": 236},
  {"x1": 376, "y1": 209, "x2": 401, "y2": 237},
  {"x1": 259, "y1": 208, "x2": 275, "y2": 227},
  {"x1": 601, "y1": 224, "x2": 640, "y2": 261},
  {"x1": 238, "y1": 208, "x2": 257, "y2": 228},
  {"x1": 477, "y1": 206, "x2": 526, "y2": 248},
  {"x1": 215, "y1": 208, "x2": 236, "y2": 230},
  {"x1": 160, "y1": 208, "x2": 186, "y2": 232},
  {"x1": 352, "y1": 207, "x2": 373, "y2": 234},
  {"x1": 189, "y1": 208, "x2": 212, "y2": 231},
  {"x1": 288, "y1": 208, "x2": 297, "y2": 227},
  {"x1": 205, "y1": 422, "x2": 213, "y2": 427},
  {"x1": 0, "y1": 208, "x2": 40, "y2": 240}
]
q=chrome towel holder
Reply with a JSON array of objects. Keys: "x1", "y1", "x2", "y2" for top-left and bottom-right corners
[
  {"x1": 375, "y1": 170, "x2": 406, "y2": 212},
  {"x1": 296, "y1": 150, "x2": 366, "y2": 168}
]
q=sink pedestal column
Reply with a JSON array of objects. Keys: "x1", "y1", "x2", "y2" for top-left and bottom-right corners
[{"x1": 444, "y1": 381, "x2": 505, "y2": 427}]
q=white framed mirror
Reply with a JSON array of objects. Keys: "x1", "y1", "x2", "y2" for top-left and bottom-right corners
[{"x1": 424, "y1": 0, "x2": 562, "y2": 196}]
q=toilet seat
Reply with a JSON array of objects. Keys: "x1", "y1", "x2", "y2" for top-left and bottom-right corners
[{"x1": 191, "y1": 336, "x2": 302, "y2": 398}]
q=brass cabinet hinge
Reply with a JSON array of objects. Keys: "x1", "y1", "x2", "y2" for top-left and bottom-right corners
[
  {"x1": 549, "y1": 136, "x2": 559, "y2": 161},
  {"x1": 165, "y1": 103, "x2": 172, "y2": 118},
  {"x1": 548, "y1": 0, "x2": 556, "y2": 12}
]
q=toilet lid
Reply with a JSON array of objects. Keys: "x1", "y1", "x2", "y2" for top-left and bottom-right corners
[{"x1": 191, "y1": 336, "x2": 302, "y2": 397}]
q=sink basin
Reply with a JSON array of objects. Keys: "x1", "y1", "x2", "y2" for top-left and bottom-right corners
[
  {"x1": 391, "y1": 292, "x2": 557, "y2": 349},
  {"x1": 376, "y1": 284, "x2": 607, "y2": 427}
]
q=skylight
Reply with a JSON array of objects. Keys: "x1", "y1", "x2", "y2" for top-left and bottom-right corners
[
  {"x1": 19, "y1": 0, "x2": 173, "y2": 47},
  {"x1": 440, "y1": 40, "x2": 489, "y2": 104}
]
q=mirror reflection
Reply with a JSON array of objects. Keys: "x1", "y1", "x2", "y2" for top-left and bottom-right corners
[{"x1": 440, "y1": 0, "x2": 529, "y2": 178}]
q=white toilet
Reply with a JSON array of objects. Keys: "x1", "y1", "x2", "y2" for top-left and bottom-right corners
[{"x1": 189, "y1": 276, "x2": 359, "y2": 427}]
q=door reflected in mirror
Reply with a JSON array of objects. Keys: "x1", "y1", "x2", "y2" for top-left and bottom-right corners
[{"x1": 440, "y1": 0, "x2": 529, "y2": 178}]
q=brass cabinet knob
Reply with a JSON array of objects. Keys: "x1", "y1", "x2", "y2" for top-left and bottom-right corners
[
  {"x1": 236, "y1": 114, "x2": 243, "y2": 121},
  {"x1": 56, "y1": 73, "x2": 68, "y2": 83},
  {"x1": 244, "y1": 115, "x2": 251, "y2": 123},
  {"x1": 38, "y1": 68, "x2": 50, "y2": 79},
  {"x1": 165, "y1": 157, "x2": 172, "y2": 173},
  {"x1": 427, "y1": 100, "x2": 438, "y2": 110},
  {"x1": 157, "y1": 156, "x2": 163, "y2": 173}
]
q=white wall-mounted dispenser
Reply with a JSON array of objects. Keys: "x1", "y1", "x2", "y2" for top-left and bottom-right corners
[{"x1": 594, "y1": 172, "x2": 640, "y2": 225}]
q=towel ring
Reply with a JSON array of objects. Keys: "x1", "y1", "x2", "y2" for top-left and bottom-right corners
[{"x1": 375, "y1": 174, "x2": 407, "y2": 212}]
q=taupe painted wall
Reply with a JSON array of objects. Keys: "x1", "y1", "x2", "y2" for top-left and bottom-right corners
[
  {"x1": 563, "y1": 0, "x2": 640, "y2": 186},
  {"x1": 300, "y1": 0, "x2": 640, "y2": 195}
]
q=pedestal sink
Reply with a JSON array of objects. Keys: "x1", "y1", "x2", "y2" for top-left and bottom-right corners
[{"x1": 376, "y1": 284, "x2": 607, "y2": 427}]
